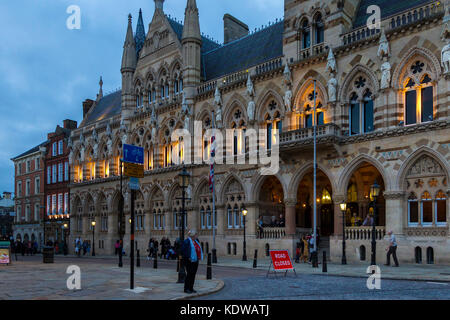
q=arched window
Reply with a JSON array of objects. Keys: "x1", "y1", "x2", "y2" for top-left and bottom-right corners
[
  {"x1": 200, "y1": 207, "x2": 205, "y2": 229},
  {"x1": 264, "y1": 100, "x2": 282, "y2": 150},
  {"x1": 301, "y1": 89, "x2": 323, "y2": 128},
  {"x1": 302, "y1": 20, "x2": 310, "y2": 49},
  {"x1": 403, "y1": 60, "x2": 434, "y2": 125},
  {"x1": 408, "y1": 193, "x2": 419, "y2": 226},
  {"x1": 348, "y1": 76, "x2": 374, "y2": 135},
  {"x1": 225, "y1": 179, "x2": 245, "y2": 229},
  {"x1": 435, "y1": 190, "x2": 447, "y2": 226},
  {"x1": 321, "y1": 188, "x2": 332, "y2": 204},
  {"x1": 421, "y1": 191, "x2": 432, "y2": 226},
  {"x1": 314, "y1": 13, "x2": 324, "y2": 44}
]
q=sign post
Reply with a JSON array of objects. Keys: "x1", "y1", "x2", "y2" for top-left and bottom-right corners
[
  {"x1": 267, "y1": 250, "x2": 296, "y2": 278},
  {"x1": 122, "y1": 144, "x2": 144, "y2": 290},
  {"x1": 0, "y1": 241, "x2": 11, "y2": 266}
]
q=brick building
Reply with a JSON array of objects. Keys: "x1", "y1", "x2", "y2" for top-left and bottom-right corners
[
  {"x1": 0, "y1": 192, "x2": 14, "y2": 239},
  {"x1": 11, "y1": 142, "x2": 47, "y2": 248},
  {"x1": 43, "y1": 120, "x2": 77, "y2": 246}
]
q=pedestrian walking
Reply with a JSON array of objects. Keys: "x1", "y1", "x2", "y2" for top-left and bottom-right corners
[
  {"x1": 115, "y1": 240, "x2": 120, "y2": 255},
  {"x1": 385, "y1": 230, "x2": 399, "y2": 267},
  {"x1": 181, "y1": 229, "x2": 203, "y2": 294}
]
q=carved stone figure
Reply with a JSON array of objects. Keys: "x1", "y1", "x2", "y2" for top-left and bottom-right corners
[
  {"x1": 380, "y1": 57, "x2": 391, "y2": 89},
  {"x1": 93, "y1": 142, "x2": 99, "y2": 160},
  {"x1": 184, "y1": 114, "x2": 190, "y2": 131},
  {"x1": 247, "y1": 100, "x2": 255, "y2": 121},
  {"x1": 284, "y1": 88, "x2": 293, "y2": 111},
  {"x1": 121, "y1": 132, "x2": 128, "y2": 145},
  {"x1": 441, "y1": 40, "x2": 450, "y2": 74},
  {"x1": 106, "y1": 123, "x2": 112, "y2": 138},
  {"x1": 326, "y1": 48, "x2": 337, "y2": 74},
  {"x1": 328, "y1": 75, "x2": 338, "y2": 102}
]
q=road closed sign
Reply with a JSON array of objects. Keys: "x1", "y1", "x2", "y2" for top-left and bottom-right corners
[{"x1": 269, "y1": 250, "x2": 294, "y2": 271}]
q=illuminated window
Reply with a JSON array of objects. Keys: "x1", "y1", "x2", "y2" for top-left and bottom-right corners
[
  {"x1": 421, "y1": 191, "x2": 432, "y2": 226},
  {"x1": 404, "y1": 63, "x2": 434, "y2": 125}
]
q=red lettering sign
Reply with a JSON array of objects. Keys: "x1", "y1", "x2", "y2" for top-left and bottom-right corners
[{"x1": 269, "y1": 250, "x2": 294, "y2": 271}]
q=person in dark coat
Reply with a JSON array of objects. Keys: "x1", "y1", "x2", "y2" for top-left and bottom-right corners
[{"x1": 181, "y1": 230, "x2": 203, "y2": 294}]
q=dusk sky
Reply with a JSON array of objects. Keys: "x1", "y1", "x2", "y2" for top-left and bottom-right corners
[{"x1": 0, "y1": 0, "x2": 283, "y2": 195}]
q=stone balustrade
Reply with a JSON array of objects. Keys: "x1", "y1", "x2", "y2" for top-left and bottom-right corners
[
  {"x1": 257, "y1": 227, "x2": 286, "y2": 239},
  {"x1": 279, "y1": 123, "x2": 341, "y2": 145},
  {"x1": 345, "y1": 226, "x2": 386, "y2": 241}
]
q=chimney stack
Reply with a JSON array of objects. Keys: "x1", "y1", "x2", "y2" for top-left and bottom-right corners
[
  {"x1": 223, "y1": 14, "x2": 249, "y2": 44},
  {"x1": 63, "y1": 119, "x2": 78, "y2": 130},
  {"x1": 83, "y1": 99, "x2": 95, "y2": 118}
]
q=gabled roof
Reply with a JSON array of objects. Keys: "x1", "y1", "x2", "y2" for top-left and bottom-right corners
[
  {"x1": 11, "y1": 141, "x2": 48, "y2": 161},
  {"x1": 83, "y1": 90, "x2": 122, "y2": 126},
  {"x1": 201, "y1": 21, "x2": 283, "y2": 81},
  {"x1": 353, "y1": 0, "x2": 434, "y2": 29}
]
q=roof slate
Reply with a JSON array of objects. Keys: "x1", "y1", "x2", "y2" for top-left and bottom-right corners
[
  {"x1": 83, "y1": 90, "x2": 122, "y2": 126},
  {"x1": 11, "y1": 140, "x2": 48, "y2": 160},
  {"x1": 353, "y1": 0, "x2": 434, "y2": 29}
]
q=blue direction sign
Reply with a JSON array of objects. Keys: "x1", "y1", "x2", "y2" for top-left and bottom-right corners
[
  {"x1": 123, "y1": 144, "x2": 144, "y2": 165},
  {"x1": 129, "y1": 177, "x2": 140, "y2": 190}
]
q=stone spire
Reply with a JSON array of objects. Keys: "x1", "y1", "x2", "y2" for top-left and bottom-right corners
[
  {"x1": 135, "y1": 9, "x2": 146, "y2": 59},
  {"x1": 121, "y1": 14, "x2": 137, "y2": 71},
  {"x1": 154, "y1": 0, "x2": 165, "y2": 12},
  {"x1": 121, "y1": 14, "x2": 137, "y2": 119},
  {"x1": 182, "y1": 0, "x2": 201, "y2": 42},
  {"x1": 182, "y1": 0, "x2": 202, "y2": 92},
  {"x1": 97, "y1": 76, "x2": 103, "y2": 101}
]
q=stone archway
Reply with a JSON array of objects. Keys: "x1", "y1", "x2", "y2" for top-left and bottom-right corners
[
  {"x1": 344, "y1": 161, "x2": 386, "y2": 227},
  {"x1": 296, "y1": 168, "x2": 334, "y2": 237},
  {"x1": 257, "y1": 176, "x2": 285, "y2": 227}
]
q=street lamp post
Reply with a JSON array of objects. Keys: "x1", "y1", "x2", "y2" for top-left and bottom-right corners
[
  {"x1": 91, "y1": 220, "x2": 96, "y2": 256},
  {"x1": 118, "y1": 159, "x2": 124, "y2": 268},
  {"x1": 340, "y1": 202, "x2": 347, "y2": 265},
  {"x1": 63, "y1": 223, "x2": 68, "y2": 255},
  {"x1": 242, "y1": 207, "x2": 248, "y2": 261},
  {"x1": 177, "y1": 166, "x2": 190, "y2": 283},
  {"x1": 370, "y1": 180, "x2": 381, "y2": 266}
]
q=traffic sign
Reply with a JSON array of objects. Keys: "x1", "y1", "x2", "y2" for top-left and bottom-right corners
[
  {"x1": 123, "y1": 144, "x2": 144, "y2": 165},
  {"x1": 123, "y1": 162, "x2": 144, "y2": 178},
  {"x1": 129, "y1": 177, "x2": 140, "y2": 190}
]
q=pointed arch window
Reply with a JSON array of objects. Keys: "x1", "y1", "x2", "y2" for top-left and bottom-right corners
[
  {"x1": 421, "y1": 191, "x2": 432, "y2": 226},
  {"x1": 403, "y1": 60, "x2": 434, "y2": 125},
  {"x1": 363, "y1": 90, "x2": 374, "y2": 133},
  {"x1": 408, "y1": 193, "x2": 419, "y2": 226},
  {"x1": 314, "y1": 13, "x2": 324, "y2": 44},
  {"x1": 302, "y1": 20, "x2": 310, "y2": 49}
]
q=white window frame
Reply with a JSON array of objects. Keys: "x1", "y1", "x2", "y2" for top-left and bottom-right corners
[
  {"x1": 47, "y1": 195, "x2": 51, "y2": 215},
  {"x1": 52, "y1": 194, "x2": 56, "y2": 214},
  {"x1": 52, "y1": 142, "x2": 57, "y2": 156},
  {"x1": 420, "y1": 199, "x2": 433, "y2": 227},
  {"x1": 435, "y1": 197, "x2": 447, "y2": 227},
  {"x1": 58, "y1": 163, "x2": 63, "y2": 182},
  {"x1": 64, "y1": 193, "x2": 68, "y2": 214},
  {"x1": 407, "y1": 198, "x2": 419, "y2": 226},
  {"x1": 35, "y1": 177, "x2": 40, "y2": 194},
  {"x1": 58, "y1": 140, "x2": 63, "y2": 155},
  {"x1": 64, "y1": 162, "x2": 69, "y2": 181},
  {"x1": 47, "y1": 167, "x2": 51, "y2": 184},
  {"x1": 52, "y1": 164, "x2": 57, "y2": 183},
  {"x1": 227, "y1": 207, "x2": 233, "y2": 229}
]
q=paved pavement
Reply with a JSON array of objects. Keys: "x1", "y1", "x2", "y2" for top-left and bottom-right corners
[
  {"x1": 200, "y1": 256, "x2": 450, "y2": 282},
  {"x1": 0, "y1": 256, "x2": 223, "y2": 300}
]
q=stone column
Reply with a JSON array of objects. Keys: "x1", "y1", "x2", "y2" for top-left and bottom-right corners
[
  {"x1": 285, "y1": 199, "x2": 297, "y2": 236},
  {"x1": 332, "y1": 194, "x2": 346, "y2": 237},
  {"x1": 384, "y1": 191, "x2": 406, "y2": 235}
]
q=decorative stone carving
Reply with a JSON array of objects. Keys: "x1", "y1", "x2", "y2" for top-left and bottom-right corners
[
  {"x1": 377, "y1": 28, "x2": 390, "y2": 59},
  {"x1": 213, "y1": 86, "x2": 223, "y2": 127},
  {"x1": 326, "y1": 48, "x2": 337, "y2": 74},
  {"x1": 246, "y1": 74, "x2": 256, "y2": 121},
  {"x1": 283, "y1": 63, "x2": 292, "y2": 86},
  {"x1": 407, "y1": 155, "x2": 444, "y2": 177}
]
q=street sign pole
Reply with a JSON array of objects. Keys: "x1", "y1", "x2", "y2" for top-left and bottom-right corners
[{"x1": 130, "y1": 188, "x2": 135, "y2": 290}]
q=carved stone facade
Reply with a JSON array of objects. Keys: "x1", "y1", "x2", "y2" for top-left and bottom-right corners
[{"x1": 69, "y1": 0, "x2": 450, "y2": 264}]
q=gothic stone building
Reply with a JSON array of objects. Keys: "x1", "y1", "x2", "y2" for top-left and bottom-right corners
[{"x1": 68, "y1": 0, "x2": 450, "y2": 264}]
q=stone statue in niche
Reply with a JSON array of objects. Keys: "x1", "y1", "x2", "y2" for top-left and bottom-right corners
[
  {"x1": 380, "y1": 57, "x2": 391, "y2": 89},
  {"x1": 246, "y1": 74, "x2": 256, "y2": 121},
  {"x1": 441, "y1": 39, "x2": 450, "y2": 74},
  {"x1": 328, "y1": 73, "x2": 338, "y2": 102}
]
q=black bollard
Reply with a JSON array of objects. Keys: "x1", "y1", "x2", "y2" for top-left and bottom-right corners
[
  {"x1": 253, "y1": 249, "x2": 258, "y2": 268},
  {"x1": 136, "y1": 249, "x2": 140, "y2": 267},
  {"x1": 153, "y1": 250, "x2": 158, "y2": 269},
  {"x1": 212, "y1": 248, "x2": 217, "y2": 264},
  {"x1": 322, "y1": 251, "x2": 327, "y2": 272},
  {"x1": 206, "y1": 253, "x2": 212, "y2": 280}
]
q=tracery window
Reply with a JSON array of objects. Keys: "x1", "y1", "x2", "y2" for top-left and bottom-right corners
[
  {"x1": 264, "y1": 100, "x2": 282, "y2": 150},
  {"x1": 230, "y1": 108, "x2": 247, "y2": 155},
  {"x1": 199, "y1": 184, "x2": 215, "y2": 230},
  {"x1": 347, "y1": 74, "x2": 374, "y2": 135},
  {"x1": 224, "y1": 179, "x2": 245, "y2": 229},
  {"x1": 301, "y1": 19, "x2": 310, "y2": 49},
  {"x1": 402, "y1": 60, "x2": 435, "y2": 125},
  {"x1": 405, "y1": 155, "x2": 447, "y2": 227},
  {"x1": 314, "y1": 13, "x2": 324, "y2": 45}
]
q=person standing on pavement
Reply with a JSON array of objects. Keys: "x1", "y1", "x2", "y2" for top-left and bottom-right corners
[
  {"x1": 181, "y1": 229, "x2": 203, "y2": 294},
  {"x1": 385, "y1": 230, "x2": 399, "y2": 267}
]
